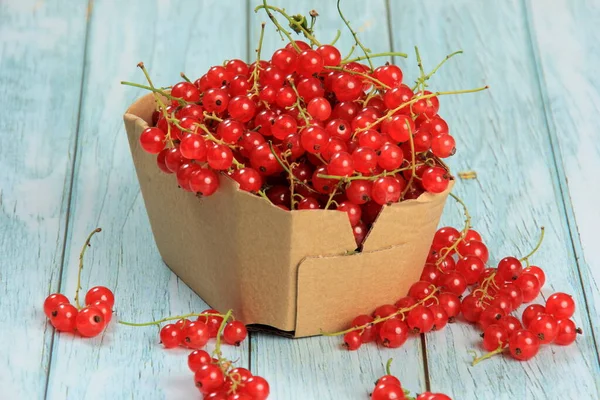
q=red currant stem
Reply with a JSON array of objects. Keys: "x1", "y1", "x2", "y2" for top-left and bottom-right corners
[
  {"x1": 336, "y1": 0, "x2": 374, "y2": 70},
  {"x1": 385, "y1": 358, "x2": 393, "y2": 376},
  {"x1": 249, "y1": 23, "x2": 267, "y2": 98},
  {"x1": 256, "y1": 5, "x2": 322, "y2": 46},
  {"x1": 180, "y1": 72, "x2": 191, "y2": 83},
  {"x1": 470, "y1": 344, "x2": 505, "y2": 366},
  {"x1": 256, "y1": 2, "x2": 301, "y2": 52},
  {"x1": 400, "y1": 122, "x2": 417, "y2": 200},
  {"x1": 362, "y1": 87, "x2": 379, "y2": 107},
  {"x1": 324, "y1": 182, "x2": 342, "y2": 210},
  {"x1": 325, "y1": 65, "x2": 390, "y2": 89},
  {"x1": 120, "y1": 81, "x2": 182, "y2": 104},
  {"x1": 317, "y1": 164, "x2": 424, "y2": 182},
  {"x1": 341, "y1": 45, "x2": 357, "y2": 62},
  {"x1": 412, "y1": 50, "x2": 464, "y2": 91},
  {"x1": 212, "y1": 309, "x2": 233, "y2": 362},
  {"x1": 322, "y1": 286, "x2": 439, "y2": 336},
  {"x1": 203, "y1": 112, "x2": 223, "y2": 123},
  {"x1": 315, "y1": 153, "x2": 327, "y2": 165},
  {"x1": 342, "y1": 51, "x2": 409, "y2": 63},
  {"x1": 330, "y1": 29, "x2": 341, "y2": 46},
  {"x1": 414, "y1": 46, "x2": 427, "y2": 92},
  {"x1": 518, "y1": 226, "x2": 545, "y2": 263},
  {"x1": 355, "y1": 86, "x2": 489, "y2": 135},
  {"x1": 117, "y1": 312, "x2": 229, "y2": 327},
  {"x1": 73, "y1": 228, "x2": 102, "y2": 310},
  {"x1": 472, "y1": 272, "x2": 499, "y2": 301},
  {"x1": 435, "y1": 193, "x2": 472, "y2": 268},
  {"x1": 257, "y1": 189, "x2": 274, "y2": 205},
  {"x1": 287, "y1": 79, "x2": 310, "y2": 125}
]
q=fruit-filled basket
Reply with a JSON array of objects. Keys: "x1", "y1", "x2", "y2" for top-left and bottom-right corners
[{"x1": 123, "y1": 3, "x2": 483, "y2": 337}]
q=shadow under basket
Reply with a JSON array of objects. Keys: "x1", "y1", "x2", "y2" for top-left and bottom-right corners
[{"x1": 124, "y1": 93, "x2": 453, "y2": 338}]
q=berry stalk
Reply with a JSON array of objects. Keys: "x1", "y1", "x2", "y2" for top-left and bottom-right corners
[{"x1": 74, "y1": 228, "x2": 102, "y2": 310}]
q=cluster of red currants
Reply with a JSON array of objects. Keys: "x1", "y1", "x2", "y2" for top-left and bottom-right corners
[
  {"x1": 129, "y1": 5, "x2": 487, "y2": 247},
  {"x1": 43, "y1": 286, "x2": 113, "y2": 338},
  {"x1": 336, "y1": 206, "x2": 582, "y2": 366},
  {"x1": 158, "y1": 309, "x2": 248, "y2": 349},
  {"x1": 43, "y1": 228, "x2": 113, "y2": 338},
  {"x1": 371, "y1": 360, "x2": 451, "y2": 400},
  {"x1": 188, "y1": 350, "x2": 270, "y2": 400}
]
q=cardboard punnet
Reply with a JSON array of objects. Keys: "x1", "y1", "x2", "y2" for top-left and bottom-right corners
[{"x1": 124, "y1": 93, "x2": 453, "y2": 338}]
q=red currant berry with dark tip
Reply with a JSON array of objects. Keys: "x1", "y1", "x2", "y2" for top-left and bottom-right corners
[
  {"x1": 431, "y1": 134, "x2": 456, "y2": 158},
  {"x1": 352, "y1": 314, "x2": 377, "y2": 343},
  {"x1": 195, "y1": 364, "x2": 225, "y2": 394},
  {"x1": 222, "y1": 321, "x2": 247, "y2": 346},
  {"x1": 514, "y1": 273, "x2": 541, "y2": 302},
  {"x1": 75, "y1": 306, "x2": 106, "y2": 338},
  {"x1": 85, "y1": 286, "x2": 114, "y2": 308},
  {"x1": 244, "y1": 376, "x2": 270, "y2": 400},
  {"x1": 371, "y1": 176, "x2": 403, "y2": 205},
  {"x1": 529, "y1": 314, "x2": 559, "y2": 344},
  {"x1": 90, "y1": 300, "x2": 112, "y2": 324},
  {"x1": 407, "y1": 305, "x2": 435, "y2": 333},
  {"x1": 183, "y1": 321, "x2": 210, "y2": 349},
  {"x1": 478, "y1": 306, "x2": 506, "y2": 330},
  {"x1": 482, "y1": 324, "x2": 509, "y2": 351},
  {"x1": 497, "y1": 256, "x2": 523, "y2": 282},
  {"x1": 509, "y1": 329, "x2": 540, "y2": 361},
  {"x1": 373, "y1": 64, "x2": 403, "y2": 87},
  {"x1": 189, "y1": 168, "x2": 220, "y2": 196},
  {"x1": 345, "y1": 180, "x2": 372, "y2": 205},
  {"x1": 188, "y1": 349, "x2": 211, "y2": 372},
  {"x1": 271, "y1": 48, "x2": 297, "y2": 74},
  {"x1": 378, "y1": 319, "x2": 409, "y2": 348},
  {"x1": 343, "y1": 331, "x2": 362, "y2": 350},
  {"x1": 461, "y1": 294, "x2": 485, "y2": 323},
  {"x1": 429, "y1": 304, "x2": 449, "y2": 330},
  {"x1": 300, "y1": 126, "x2": 329, "y2": 153},
  {"x1": 160, "y1": 324, "x2": 183, "y2": 348},
  {"x1": 421, "y1": 167, "x2": 450, "y2": 193},
  {"x1": 554, "y1": 318, "x2": 581, "y2": 345},
  {"x1": 50, "y1": 303, "x2": 78, "y2": 333},
  {"x1": 250, "y1": 143, "x2": 282, "y2": 176},
  {"x1": 44, "y1": 293, "x2": 70, "y2": 319},
  {"x1": 206, "y1": 66, "x2": 233, "y2": 88},
  {"x1": 438, "y1": 292, "x2": 461, "y2": 320},
  {"x1": 203, "y1": 88, "x2": 230, "y2": 113},
  {"x1": 545, "y1": 292, "x2": 575, "y2": 319}
]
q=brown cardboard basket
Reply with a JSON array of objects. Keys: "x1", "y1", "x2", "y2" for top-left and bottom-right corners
[{"x1": 124, "y1": 94, "x2": 452, "y2": 338}]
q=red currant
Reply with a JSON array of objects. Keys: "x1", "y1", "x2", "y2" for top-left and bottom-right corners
[
  {"x1": 85, "y1": 286, "x2": 114, "y2": 308},
  {"x1": 378, "y1": 319, "x2": 409, "y2": 348},
  {"x1": 190, "y1": 168, "x2": 220, "y2": 196},
  {"x1": 343, "y1": 331, "x2": 362, "y2": 351},
  {"x1": 75, "y1": 305, "x2": 106, "y2": 338},
  {"x1": 482, "y1": 324, "x2": 509, "y2": 351},
  {"x1": 183, "y1": 321, "x2": 210, "y2": 348},
  {"x1": 529, "y1": 314, "x2": 558, "y2": 344},
  {"x1": 522, "y1": 304, "x2": 546, "y2": 328},
  {"x1": 188, "y1": 349, "x2": 211, "y2": 372},
  {"x1": 44, "y1": 293, "x2": 70, "y2": 319},
  {"x1": 222, "y1": 321, "x2": 247, "y2": 346},
  {"x1": 509, "y1": 329, "x2": 540, "y2": 361},
  {"x1": 140, "y1": 127, "x2": 166, "y2": 154},
  {"x1": 545, "y1": 292, "x2": 575, "y2": 319},
  {"x1": 50, "y1": 303, "x2": 78, "y2": 333},
  {"x1": 160, "y1": 324, "x2": 183, "y2": 348},
  {"x1": 195, "y1": 364, "x2": 225, "y2": 394},
  {"x1": 554, "y1": 319, "x2": 581, "y2": 345}
]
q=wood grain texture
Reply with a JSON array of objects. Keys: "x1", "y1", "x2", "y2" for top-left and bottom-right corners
[
  {"x1": 527, "y1": 0, "x2": 600, "y2": 358},
  {"x1": 0, "y1": 0, "x2": 88, "y2": 398},
  {"x1": 44, "y1": 1, "x2": 249, "y2": 399},
  {"x1": 249, "y1": 1, "x2": 427, "y2": 398},
  {"x1": 388, "y1": 0, "x2": 600, "y2": 398}
]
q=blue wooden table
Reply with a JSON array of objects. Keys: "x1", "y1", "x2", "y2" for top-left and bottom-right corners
[{"x1": 1, "y1": 0, "x2": 599, "y2": 398}]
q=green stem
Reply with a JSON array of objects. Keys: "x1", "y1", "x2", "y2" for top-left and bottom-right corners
[
  {"x1": 180, "y1": 72, "x2": 192, "y2": 83},
  {"x1": 288, "y1": 80, "x2": 310, "y2": 124},
  {"x1": 435, "y1": 193, "x2": 472, "y2": 268},
  {"x1": 330, "y1": 29, "x2": 341, "y2": 46},
  {"x1": 121, "y1": 81, "x2": 180, "y2": 103},
  {"x1": 519, "y1": 227, "x2": 545, "y2": 263},
  {"x1": 342, "y1": 45, "x2": 356, "y2": 62},
  {"x1": 74, "y1": 228, "x2": 102, "y2": 310},
  {"x1": 414, "y1": 46, "x2": 427, "y2": 92},
  {"x1": 259, "y1": 5, "x2": 322, "y2": 46},
  {"x1": 213, "y1": 309, "x2": 233, "y2": 360},
  {"x1": 326, "y1": 65, "x2": 390, "y2": 89},
  {"x1": 337, "y1": 0, "x2": 373, "y2": 69},
  {"x1": 250, "y1": 23, "x2": 267, "y2": 98},
  {"x1": 342, "y1": 51, "x2": 408, "y2": 63},
  {"x1": 412, "y1": 50, "x2": 464, "y2": 91},
  {"x1": 324, "y1": 182, "x2": 342, "y2": 210},
  {"x1": 471, "y1": 345, "x2": 505, "y2": 366},
  {"x1": 118, "y1": 312, "x2": 227, "y2": 327},
  {"x1": 385, "y1": 358, "x2": 393, "y2": 376},
  {"x1": 256, "y1": 2, "x2": 301, "y2": 51}
]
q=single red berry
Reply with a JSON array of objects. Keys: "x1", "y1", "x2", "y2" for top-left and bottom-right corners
[
  {"x1": 328, "y1": 151, "x2": 355, "y2": 177},
  {"x1": 412, "y1": 91, "x2": 439, "y2": 118},
  {"x1": 316, "y1": 44, "x2": 342, "y2": 66},
  {"x1": 272, "y1": 114, "x2": 298, "y2": 140},
  {"x1": 85, "y1": 286, "x2": 114, "y2": 308},
  {"x1": 332, "y1": 101, "x2": 359, "y2": 121},
  {"x1": 164, "y1": 147, "x2": 186, "y2": 173},
  {"x1": 488, "y1": 293, "x2": 513, "y2": 314},
  {"x1": 250, "y1": 143, "x2": 283, "y2": 176},
  {"x1": 171, "y1": 81, "x2": 200, "y2": 105},
  {"x1": 230, "y1": 75, "x2": 251, "y2": 96},
  {"x1": 408, "y1": 281, "x2": 436, "y2": 303},
  {"x1": 232, "y1": 168, "x2": 263, "y2": 192},
  {"x1": 156, "y1": 149, "x2": 172, "y2": 174},
  {"x1": 183, "y1": 321, "x2": 210, "y2": 349},
  {"x1": 206, "y1": 66, "x2": 233, "y2": 87},
  {"x1": 195, "y1": 364, "x2": 225, "y2": 394},
  {"x1": 90, "y1": 300, "x2": 112, "y2": 324},
  {"x1": 382, "y1": 114, "x2": 414, "y2": 143},
  {"x1": 307, "y1": 97, "x2": 332, "y2": 121},
  {"x1": 378, "y1": 319, "x2": 409, "y2": 348},
  {"x1": 351, "y1": 314, "x2": 377, "y2": 343},
  {"x1": 545, "y1": 292, "x2": 575, "y2": 319},
  {"x1": 180, "y1": 133, "x2": 207, "y2": 161},
  {"x1": 529, "y1": 314, "x2": 559, "y2": 344},
  {"x1": 203, "y1": 88, "x2": 230, "y2": 113},
  {"x1": 371, "y1": 176, "x2": 403, "y2": 205},
  {"x1": 175, "y1": 318, "x2": 191, "y2": 330},
  {"x1": 207, "y1": 144, "x2": 234, "y2": 170},
  {"x1": 139, "y1": 127, "x2": 166, "y2": 154},
  {"x1": 44, "y1": 293, "x2": 70, "y2": 319},
  {"x1": 461, "y1": 294, "x2": 484, "y2": 323},
  {"x1": 421, "y1": 167, "x2": 450, "y2": 193},
  {"x1": 372, "y1": 383, "x2": 406, "y2": 400},
  {"x1": 373, "y1": 304, "x2": 398, "y2": 319},
  {"x1": 271, "y1": 48, "x2": 297, "y2": 74},
  {"x1": 296, "y1": 49, "x2": 324, "y2": 76},
  {"x1": 332, "y1": 73, "x2": 363, "y2": 101},
  {"x1": 420, "y1": 264, "x2": 441, "y2": 285},
  {"x1": 460, "y1": 240, "x2": 489, "y2": 263},
  {"x1": 383, "y1": 85, "x2": 414, "y2": 111},
  {"x1": 297, "y1": 197, "x2": 320, "y2": 210},
  {"x1": 160, "y1": 324, "x2": 183, "y2": 348},
  {"x1": 509, "y1": 329, "x2": 540, "y2": 361},
  {"x1": 50, "y1": 303, "x2": 78, "y2": 333},
  {"x1": 496, "y1": 284, "x2": 523, "y2": 311},
  {"x1": 227, "y1": 96, "x2": 257, "y2": 123},
  {"x1": 352, "y1": 221, "x2": 368, "y2": 246},
  {"x1": 514, "y1": 273, "x2": 541, "y2": 302},
  {"x1": 176, "y1": 162, "x2": 200, "y2": 192},
  {"x1": 496, "y1": 257, "x2": 523, "y2": 282},
  {"x1": 296, "y1": 76, "x2": 325, "y2": 101},
  {"x1": 406, "y1": 305, "x2": 435, "y2": 333},
  {"x1": 222, "y1": 321, "x2": 247, "y2": 346},
  {"x1": 337, "y1": 201, "x2": 362, "y2": 227},
  {"x1": 378, "y1": 143, "x2": 404, "y2": 170},
  {"x1": 429, "y1": 304, "x2": 449, "y2": 330},
  {"x1": 188, "y1": 349, "x2": 211, "y2": 372},
  {"x1": 482, "y1": 324, "x2": 509, "y2": 351},
  {"x1": 394, "y1": 296, "x2": 417, "y2": 311},
  {"x1": 225, "y1": 59, "x2": 249, "y2": 76},
  {"x1": 439, "y1": 271, "x2": 468, "y2": 296},
  {"x1": 300, "y1": 126, "x2": 329, "y2": 153},
  {"x1": 498, "y1": 315, "x2": 523, "y2": 336},
  {"x1": 243, "y1": 376, "x2": 270, "y2": 400},
  {"x1": 312, "y1": 166, "x2": 336, "y2": 194},
  {"x1": 373, "y1": 64, "x2": 403, "y2": 87},
  {"x1": 343, "y1": 331, "x2": 362, "y2": 350},
  {"x1": 478, "y1": 306, "x2": 506, "y2": 330},
  {"x1": 522, "y1": 304, "x2": 546, "y2": 328},
  {"x1": 189, "y1": 168, "x2": 220, "y2": 196},
  {"x1": 75, "y1": 306, "x2": 106, "y2": 338},
  {"x1": 438, "y1": 292, "x2": 461, "y2": 319},
  {"x1": 523, "y1": 265, "x2": 545, "y2": 287},
  {"x1": 431, "y1": 134, "x2": 456, "y2": 158},
  {"x1": 554, "y1": 319, "x2": 581, "y2": 345},
  {"x1": 455, "y1": 256, "x2": 485, "y2": 285},
  {"x1": 376, "y1": 375, "x2": 401, "y2": 387}
]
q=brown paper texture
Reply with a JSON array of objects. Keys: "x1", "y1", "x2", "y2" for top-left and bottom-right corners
[{"x1": 124, "y1": 94, "x2": 452, "y2": 337}]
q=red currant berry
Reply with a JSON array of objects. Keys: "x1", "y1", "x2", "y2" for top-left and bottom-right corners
[
  {"x1": 509, "y1": 329, "x2": 540, "y2": 361},
  {"x1": 156, "y1": 149, "x2": 172, "y2": 174},
  {"x1": 203, "y1": 88, "x2": 229, "y2": 113},
  {"x1": 327, "y1": 152, "x2": 354, "y2": 177},
  {"x1": 461, "y1": 294, "x2": 485, "y2": 323},
  {"x1": 244, "y1": 376, "x2": 270, "y2": 400},
  {"x1": 352, "y1": 314, "x2": 377, "y2": 343},
  {"x1": 438, "y1": 292, "x2": 461, "y2": 320},
  {"x1": 300, "y1": 126, "x2": 329, "y2": 153},
  {"x1": 232, "y1": 168, "x2": 262, "y2": 192},
  {"x1": 228, "y1": 96, "x2": 257, "y2": 123},
  {"x1": 332, "y1": 73, "x2": 363, "y2": 101},
  {"x1": 378, "y1": 319, "x2": 409, "y2": 348},
  {"x1": 514, "y1": 273, "x2": 541, "y2": 302},
  {"x1": 499, "y1": 315, "x2": 523, "y2": 336},
  {"x1": 529, "y1": 314, "x2": 558, "y2": 344},
  {"x1": 222, "y1": 321, "x2": 247, "y2": 346},
  {"x1": 90, "y1": 300, "x2": 112, "y2": 324},
  {"x1": 180, "y1": 133, "x2": 207, "y2": 161},
  {"x1": 478, "y1": 306, "x2": 506, "y2": 330},
  {"x1": 378, "y1": 143, "x2": 404, "y2": 170},
  {"x1": 523, "y1": 265, "x2": 545, "y2": 287},
  {"x1": 206, "y1": 66, "x2": 233, "y2": 87},
  {"x1": 259, "y1": 65, "x2": 285, "y2": 88},
  {"x1": 383, "y1": 85, "x2": 414, "y2": 111},
  {"x1": 271, "y1": 48, "x2": 297, "y2": 74},
  {"x1": 371, "y1": 176, "x2": 403, "y2": 205},
  {"x1": 412, "y1": 91, "x2": 439, "y2": 118},
  {"x1": 373, "y1": 65, "x2": 403, "y2": 88},
  {"x1": 196, "y1": 309, "x2": 224, "y2": 338},
  {"x1": 164, "y1": 147, "x2": 186, "y2": 173},
  {"x1": 372, "y1": 383, "x2": 405, "y2": 400},
  {"x1": 343, "y1": 331, "x2": 362, "y2": 351},
  {"x1": 188, "y1": 349, "x2": 211, "y2": 372},
  {"x1": 250, "y1": 143, "x2": 283, "y2": 176},
  {"x1": 195, "y1": 364, "x2": 225, "y2": 394},
  {"x1": 50, "y1": 303, "x2": 78, "y2": 333},
  {"x1": 456, "y1": 256, "x2": 485, "y2": 285},
  {"x1": 296, "y1": 49, "x2": 324, "y2": 76},
  {"x1": 183, "y1": 321, "x2": 210, "y2": 349},
  {"x1": 460, "y1": 240, "x2": 489, "y2": 263},
  {"x1": 271, "y1": 114, "x2": 297, "y2": 140},
  {"x1": 420, "y1": 264, "x2": 441, "y2": 285},
  {"x1": 312, "y1": 166, "x2": 336, "y2": 194},
  {"x1": 522, "y1": 304, "x2": 546, "y2": 328},
  {"x1": 352, "y1": 221, "x2": 368, "y2": 246},
  {"x1": 225, "y1": 59, "x2": 249, "y2": 76},
  {"x1": 207, "y1": 144, "x2": 234, "y2": 170},
  {"x1": 439, "y1": 271, "x2": 468, "y2": 296},
  {"x1": 316, "y1": 44, "x2": 341, "y2": 66},
  {"x1": 44, "y1": 293, "x2": 70, "y2": 319},
  {"x1": 496, "y1": 257, "x2": 523, "y2": 282},
  {"x1": 190, "y1": 168, "x2": 220, "y2": 196},
  {"x1": 337, "y1": 201, "x2": 362, "y2": 227},
  {"x1": 407, "y1": 305, "x2": 435, "y2": 333},
  {"x1": 85, "y1": 286, "x2": 114, "y2": 308},
  {"x1": 75, "y1": 305, "x2": 106, "y2": 338},
  {"x1": 296, "y1": 76, "x2": 325, "y2": 101},
  {"x1": 408, "y1": 281, "x2": 436, "y2": 303},
  {"x1": 429, "y1": 304, "x2": 449, "y2": 330},
  {"x1": 431, "y1": 134, "x2": 456, "y2": 158},
  {"x1": 346, "y1": 180, "x2": 372, "y2": 205},
  {"x1": 230, "y1": 75, "x2": 251, "y2": 96},
  {"x1": 160, "y1": 324, "x2": 183, "y2": 348},
  {"x1": 554, "y1": 318, "x2": 581, "y2": 345},
  {"x1": 421, "y1": 167, "x2": 450, "y2": 193},
  {"x1": 482, "y1": 324, "x2": 509, "y2": 351},
  {"x1": 545, "y1": 292, "x2": 575, "y2": 319},
  {"x1": 373, "y1": 304, "x2": 399, "y2": 319},
  {"x1": 496, "y1": 284, "x2": 523, "y2": 311},
  {"x1": 171, "y1": 81, "x2": 200, "y2": 105},
  {"x1": 307, "y1": 97, "x2": 332, "y2": 121},
  {"x1": 382, "y1": 114, "x2": 414, "y2": 142},
  {"x1": 297, "y1": 197, "x2": 320, "y2": 210},
  {"x1": 140, "y1": 127, "x2": 166, "y2": 154}
]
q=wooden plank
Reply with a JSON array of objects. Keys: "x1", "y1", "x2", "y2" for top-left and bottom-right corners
[
  {"x1": 248, "y1": 1, "x2": 428, "y2": 398},
  {"x1": 527, "y1": 0, "x2": 600, "y2": 358},
  {"x1": 0, "y1": 0, "x2": 88, "y2": 398},
  {"x1": 388, "y1": 0, "x2": 600, "y2": 398},
  {"x1": 44, "y1": 1, "x2": 250, "y2": 399}
]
